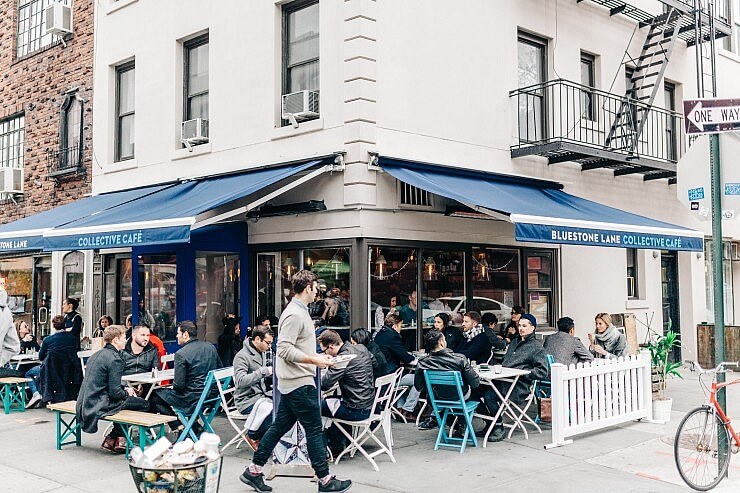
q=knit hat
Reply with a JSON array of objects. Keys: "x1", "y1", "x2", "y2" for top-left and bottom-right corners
[{"x1": 520, "y1": 313, "x2": 537, "y2": 328}]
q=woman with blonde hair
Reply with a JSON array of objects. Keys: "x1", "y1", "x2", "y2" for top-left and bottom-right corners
[{"x1": 588, "y1": 312, "x2": 627, "y2": 359}]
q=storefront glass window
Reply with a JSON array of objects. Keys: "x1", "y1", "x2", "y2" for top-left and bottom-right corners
[
  {"x1": 62, "y1": 251, "x2": 84, "y2": 304},
  {"x1": 256, "y1": 250, "x2": 299, "y2": 322},
  {"x1": 471, "y1": 248, "x2": 521, "y2": 328},
  {"x1": 138, "y1": 254, "x2": 177, "y2": 341},
  {"x1": 369, "y1": 247, "x2": 418, "y2": 348},
  {"x1": 305, "y1": 248, "x2": 351, "y2": 328},
  {"x1": 196, "y1": 253, "x2": 239, "y2": 343},
  {"x1": 0, "y1": 256, "x2": 33, "y2": 327},
  {"x1": 524, "y1": 251, "x2": 554, "y2": 326},
  {"x1": 421, "y1": 250, "x2": 466, "y2": 332},
  {"x1": 104, "y1": 256, "x2": 132, "y2": 325},
  {"x1": 34, "y1": 256, "x2": 53, "y2": 337}
]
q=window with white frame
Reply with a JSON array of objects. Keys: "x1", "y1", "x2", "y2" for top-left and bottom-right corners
[
  {"x1": 115, "y1": 61, "x2": 135, "y2": 162},
  {"x1": 626, "y1": 248, "x2": 639, "y2": 298},
  {"x1": 282, "y1": 0, "x2": 319, "y2": 126},
  {"x1": 16, "y1": 0, "x2": 71, "y2": 58},
  {"x1": 0, "y1": 114, "x2": 25, "y2": 171},
  {"x1": 184, "y1": 35, "x2": 209, "y2": 122},
  {"x1": 732, "y1": 0, "x2": 740, "y2": 53}
]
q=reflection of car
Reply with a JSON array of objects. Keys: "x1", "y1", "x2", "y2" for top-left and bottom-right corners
[{"x1": 423, "y1": 296, "x2": 511, "y2": 325}]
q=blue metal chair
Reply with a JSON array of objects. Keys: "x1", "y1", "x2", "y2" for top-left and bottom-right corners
[
  {"x1": 423, "y1": 370, "x2": 478, "y2": 453},
  {"x1": 173, "y1": 369, "x2": 227, "y2": 442}
]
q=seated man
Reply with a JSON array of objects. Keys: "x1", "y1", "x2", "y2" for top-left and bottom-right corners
[
  {"x1": 374, "y1": 313, "x2": 419, "y2": 419},
  {"x1": 416, "y1": 330, "x2": 480, "y2": 431},
  {"x1": 544, "y1": 317, "x2": 594, "y2": 367},
  {"x1": 122, "y1": 325, "x2": 159, "y2": 375},
  {"x1": 0, "y1": 288, "x2": 21, "y2": 376},
  {"x1": 234, "y1": 324, "x2": 275, "y2": 450},
  {"x1": 317, "y1": 329, "x2": 375, "y2": 456},
  {"x1": 480, "y1": 313, "x2": 549, "y2": 442},
  {"x1": 456, "y1": 311, "x2": 494, "y2": 363},
  {"x1": 150, "y1": 321, "x2": 222, "y2": 433},
  {"x1": 34, "y1": 315, "x2": 84, "y2": 406},
  {"x1": 76, "y1": 325, "x2": 149, "y2": 454},
  {"x1": 27, "y1": 315, "x2": 76, "y2": 407},
  {"x1": 349, "y1": 328, "x2": 386, "y2": 380}
]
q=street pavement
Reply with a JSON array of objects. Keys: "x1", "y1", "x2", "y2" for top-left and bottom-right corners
[{"x1": 1, "y1": 368, "x2": 738, "y2": 492}]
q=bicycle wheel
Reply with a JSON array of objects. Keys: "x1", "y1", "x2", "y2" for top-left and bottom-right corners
[{"x1": 674, "y1": 406, "x2": 731, "y2": 491}]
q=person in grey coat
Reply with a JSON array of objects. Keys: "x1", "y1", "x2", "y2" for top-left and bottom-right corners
[
  {"x1": 75, "y1": 325, "x2": 149, "y2": 454},
  {"x1": 0, "y1": 288, "x2": 20, "y2": 371},
  {"x1": 234, "y1": 324, "x2": 274, "y2": 447},
  {"x1": 543, "y1": 317, "x2": 594, "y2": 367},
  {"x1": 588, "y1": 312, "x2": 627, "y2": 360},
  {"x1": 150, "y1": 321, "x2": 222, "y2": 429}
]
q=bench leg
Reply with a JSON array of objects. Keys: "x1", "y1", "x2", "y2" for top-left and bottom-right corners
[
  {"x1": 120, "y1": 425, "x2": 135, "y2": 459},
  {"x1": 1, "y1": 383, "x2": 27, "y2": 414},
  {"x1": 55, "y1": 411, "x2": 81, "y2": 450}
]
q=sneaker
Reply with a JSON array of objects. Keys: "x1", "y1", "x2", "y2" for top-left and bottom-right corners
[
  {"x1": 418, "y1": 416, "x2": 438, "y2": 430},
  {"x1": 27, "y1": 392, "x2": 42, "y2": 409},
  {"x1": 245, "y1": 436, "x2": 261, "y2": 451},
  {"x1": 487, "y1": 425, "x2": 506, "y2": 443},
  {"x1": 318, "y1": 476, "x2": 352, "y2": 493},
  {"x1": 239, "y1": 469, "x2": 273, "y2": 492}
]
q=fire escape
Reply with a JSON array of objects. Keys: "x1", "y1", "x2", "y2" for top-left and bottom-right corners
[{"x1": 510, "y1": 0, "x2": 730, "y2": 184}]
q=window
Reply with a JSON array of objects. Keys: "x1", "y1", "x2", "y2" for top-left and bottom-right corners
[
  {"x1": 399, "y1": 182, "x2": 432, "y2": 207},
  {"x1": 472, "y1": 247, "x2": 521, "y2": 323},
  {"x1": 16, "y1": 0, "x2": 71, "y2": 58},
  {"x1": 369, "y1": 247, "x2": 417, "y2": 347},
  {"x1": 103, "y1": 255, "x2": 132, "y2": 325},
  {"x1": 517, "y1": 32, "x2": 547, "y2": 142},
  {"x1": 59, "y1": 93, "x2": 83, "y2": 169},
  {"x1": 184, "y1": 35, "x2": 209, "y2": 122},
  {"x1": 664, "y1": 81, "x2": 677, "y2": 161},
  {"x1": 524, "y1": 251, "x2": 554, "y2": 326},
  {"x1": 115, "y1": 61, "x2": 135, "y2": 161},
  {"x1": 283, "y1": 1, "x2": 319, "y2": 96},
  {"x1": 626, "y1": 248, "x2": 639, "y2": 298},
  {"x1": 580, "y1": 52, "x2": 596, "y2": 121},
  {"x1": 62, "y1": 251, "x2": 84, "y2": 304},
  {"x1": 196, "y1": 253, "x2": 239, "y2": 343},
  {"x1": 0, "y1": 114, "x2": 25, "y2": 173},
  {"x1": 138, "y1": 254, "x2": 177, "y2": 341}
]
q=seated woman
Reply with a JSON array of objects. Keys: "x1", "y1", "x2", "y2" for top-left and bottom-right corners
[
  {"x1": 432, "y1": 312, "x2": 462, "y2": 352},
  {"x1": 501, "y1": 305, "x2": 525, "y2": 343},
  {"x1": 92, "y1": 315, "x2": 113, "y2": 338},
  {"x1": 588, "y1": 312, "x2": 627, "y2": 359}
]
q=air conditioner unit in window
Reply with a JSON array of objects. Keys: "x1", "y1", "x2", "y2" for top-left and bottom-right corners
[
  {"x1": 44, "y1": 2, "x2": 73, "y2": 37},
  {"x1": 181, "y1": 118, "x2": 209, "y2": 145},
  {"x1": 0, "y1": 168, "x2": 23, "y2": 196},
  {"x1": 281, "y1": 90, "x2": 320, "y2": 128},
  {"x1": 732, "y1": 243, "x2": 740, "y2": 261}
]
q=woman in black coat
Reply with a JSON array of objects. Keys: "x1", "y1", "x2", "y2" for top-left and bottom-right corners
[
  {"x1": 62, "y1": 297, "x2": 84, "y2": 349},
  {"x1": 217, "y1": 316, "x2": 243, "y2": 367}
]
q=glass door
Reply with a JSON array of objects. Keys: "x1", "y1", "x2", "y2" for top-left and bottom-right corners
[{"x1": 34, "y1": 256, "x2": 52, "y2": 337}]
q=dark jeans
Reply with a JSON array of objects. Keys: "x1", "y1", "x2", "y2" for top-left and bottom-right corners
[
  {"x1": 479, "y1": 382, "x2": 523, "y2": 426},
  {"x1": 321, "y1": 399, "x2": 371, "y2": 452},
  {"x1": 109, "y1": 396, "x2": 150, "y2": 438},
  {"x1": 253, "y1": 385, "x2": 329, "y2": 479}
]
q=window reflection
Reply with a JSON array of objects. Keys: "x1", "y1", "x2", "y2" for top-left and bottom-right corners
[
  {"x1": 471, "y1": 248, "x2": 520, "y2": 328},
  {"x1": 137, "y1": 254, "x2": 177, "y2": 341},
  {"x1": 196, "y1": 253, "x2": 239, "y2": 343}
]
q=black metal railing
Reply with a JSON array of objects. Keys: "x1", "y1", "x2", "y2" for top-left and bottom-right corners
[
  {"x1": 509, "y1": 79, "x2": 684, "y2": 164},
  {"x1": 47, "y1": 145, "x2": 82, "y2": 177}
]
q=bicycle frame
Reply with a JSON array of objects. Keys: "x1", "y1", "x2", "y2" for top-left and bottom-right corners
[{"x1": 709, "y1": 377, "x2": 740, "y2": 447}]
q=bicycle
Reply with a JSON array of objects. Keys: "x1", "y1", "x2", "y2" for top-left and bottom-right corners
[{"x1": 674, "y1": 361, "x2": 740, "y2": 491}]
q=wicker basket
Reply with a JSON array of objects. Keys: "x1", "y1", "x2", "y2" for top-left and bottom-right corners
[{"x1": 128, "y1": 455, "x2": 223, "y2": 493}]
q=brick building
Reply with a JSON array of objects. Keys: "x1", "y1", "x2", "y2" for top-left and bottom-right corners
[{"x1": 0, "y1": 0, "x2": 93, "y2": 334}]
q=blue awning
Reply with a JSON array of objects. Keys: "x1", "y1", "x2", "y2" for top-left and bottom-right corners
[
  {"x1": 379, "y1": 157, "x2": 703, "y2": 252},
  {"x1": 43, "y1": 160, "x2": 327, "y2": 251},
  {"x1": 0, "y1": 185, "x2": 170, "y2": 253}
]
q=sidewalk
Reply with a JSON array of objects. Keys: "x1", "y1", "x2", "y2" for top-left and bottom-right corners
[{"x1": 1, "y1": 369, "x2": 737, "y2": 492}]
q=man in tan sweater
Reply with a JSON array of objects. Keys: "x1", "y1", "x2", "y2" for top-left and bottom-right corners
[{"x1": 240, "y1": 270, "x2": 353, "y2": 493}]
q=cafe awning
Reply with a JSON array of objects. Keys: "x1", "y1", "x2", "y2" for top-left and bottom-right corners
[
  {"x1": 0, "y1": 185, "x2": 170, "y2": 253},
  {"x1": 42, "y1": 159, "x2": 330, "y2": 251},
  {"x1": 379, "y1": 157, "x2": 703, "y2": 252}
]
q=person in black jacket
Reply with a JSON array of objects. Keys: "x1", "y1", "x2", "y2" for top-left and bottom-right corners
[
  {"x1": 481, "y1": 313, "x2": 507, "y2": 353},
  {"x1": 433, "y1": 312, "x2": 462, "y2": 351},
  {"x1": 350, "y1": 328, "x2": 386, "y2": 380},
  {"x1": 62, "y1": 297, "x2": 83, "y2": 350},
  {"x1": 150, "y1": 320, "x2": 222, "y2": 431},
  {"x1": 456, "y1": 311, "x2": 493, "y2": 364},
  {"x1": 32, "y1": 315, "x2": 84, "y2": 406},
  {"x1": 75, "y1": 325, "x2": 149, "y2": 454},
  {"x1": 217, "y1": 315, "x2": 243, "y2": 367},
  {"x1": 415, "y1": 330, "x2": 481, "y2": 430},
  {"x1": 318, "y1": 330, "x2": 376, "y2": 455},
  {"x1": 481, "y1": 313, "x2": 549, "y2": 442},
  {"x1": 374, "y1": 313, "x2": 419, "y2": 419}
]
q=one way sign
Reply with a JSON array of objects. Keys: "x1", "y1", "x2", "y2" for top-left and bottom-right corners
[{"x1": 684, "y1": 97, "x2": 740, "y2": 135}]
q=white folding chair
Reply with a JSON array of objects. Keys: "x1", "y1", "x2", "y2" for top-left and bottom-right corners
[
  {"x1": 502, "y1": 381, "x2": 542, "y2": 439},
  {"x1": 77, "y1": 350, "x2": 94, "y2": 378},
  {"x1": 211, "y1": 367, "x2": 253, "y2": 451},
  {"x1": 160, "y1": 353, "x2": 174, "y2": 370},
  {"x1": 331, "y1": 371, "x2": 399, "y2": 471},
  {"x1": 389, "y1": 367, "x2": 410, "y2": 422}
]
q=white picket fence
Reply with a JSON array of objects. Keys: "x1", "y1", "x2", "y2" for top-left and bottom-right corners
[{"x1": 545, "y1": 350, "x2": 653, "y2": 449}]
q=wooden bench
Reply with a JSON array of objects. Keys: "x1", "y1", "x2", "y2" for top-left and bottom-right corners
[
  {"x1": 47, "y1": 401, "x2": 177, "y2": 458},
  {"x1": 0, "y1": 377, "x2": 31, "y2": 414}
]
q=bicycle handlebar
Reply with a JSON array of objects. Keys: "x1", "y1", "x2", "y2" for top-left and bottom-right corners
[{"x1": 685, "y1": 360, "x2": 739, "y2": 374}]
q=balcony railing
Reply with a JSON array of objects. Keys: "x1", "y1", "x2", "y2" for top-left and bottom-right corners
[
  {"x1": 47, "y1": 145, "x2": 83, "y2": 179},
  {"x1": 509, "y1": 79, "x2": 684, "y2": 175}
]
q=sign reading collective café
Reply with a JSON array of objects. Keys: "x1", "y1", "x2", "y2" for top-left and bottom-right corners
[
  {"x1": 515, "y1": 223, "x2": 703, "y2": 252},
  {"x1": 43, "y1": 225, "x2": 192, "y2": 251}
]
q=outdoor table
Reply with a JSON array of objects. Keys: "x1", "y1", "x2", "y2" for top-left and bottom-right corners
[
  {"x1": 535, "y1": 330, "x2": 557, "y2": 341},
  {"x1": 121, "y1": 369, "x2": 174, "y2": 399},
  {"x1": 474, "y1": 366, "x2": 530, "y2": 446},
  {"x1": 10, "y1": 353, "x2": 41, "y2": 370}
]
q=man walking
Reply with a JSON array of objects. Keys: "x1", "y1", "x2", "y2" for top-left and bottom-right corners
[{"x1": 240, "y1": 270, "x2": 352, "y2": 493}]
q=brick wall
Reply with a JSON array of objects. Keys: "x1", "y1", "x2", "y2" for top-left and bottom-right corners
[{"x1": 0, "y1": 0, "x2": 94, "y2": 224}]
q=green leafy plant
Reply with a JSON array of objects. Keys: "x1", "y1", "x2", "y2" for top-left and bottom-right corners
[{"x1": 647, "y1": 327, "x2": 683, "y2": 400}]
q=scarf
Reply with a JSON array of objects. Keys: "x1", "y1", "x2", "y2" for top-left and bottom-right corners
[
  {"x1": 594, "y1": 324, "x2": 620, "y2": 346},
  {"x1": 463, "y1": 324, "x2": 484, "y2": 341}
]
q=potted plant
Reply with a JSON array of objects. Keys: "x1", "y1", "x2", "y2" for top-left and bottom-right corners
[{"x1": 647, "y1": 327, "x2": 682, "y2": 422}]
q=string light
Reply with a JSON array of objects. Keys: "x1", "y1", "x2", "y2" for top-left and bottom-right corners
[
  {"x1": 424, "y1": 257, "x2": 436, "y2": 281},
  {"x1": 283, "y1": 257, "x2": 294, "y2": 277},
  {"x1": 375, "y1": 254, "x2": 387, "y2": 279}
]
